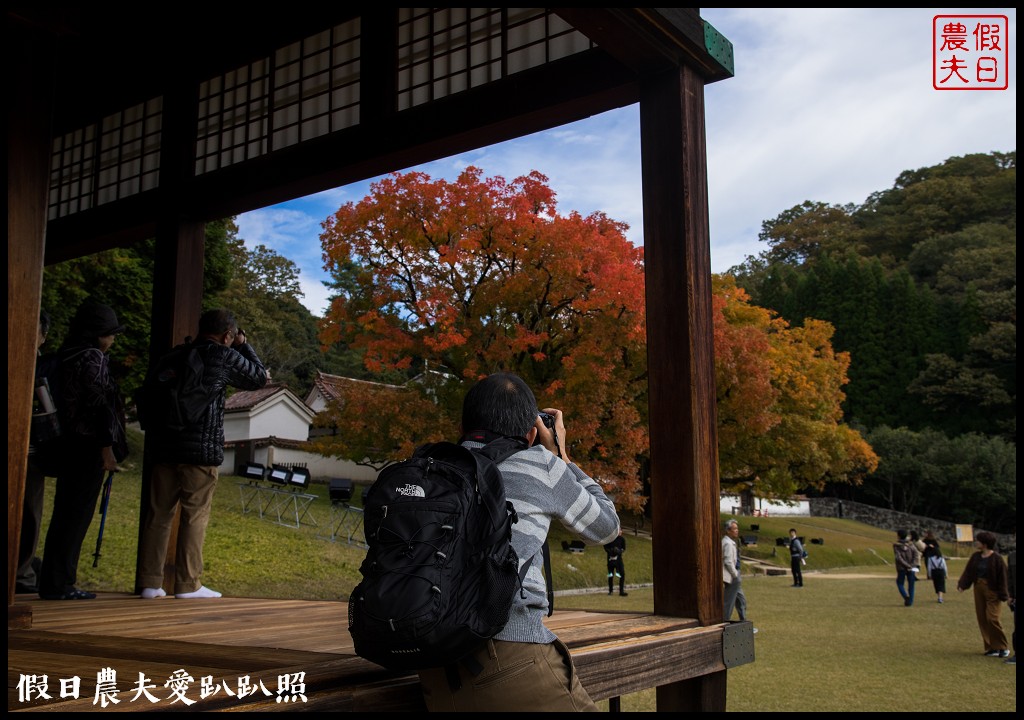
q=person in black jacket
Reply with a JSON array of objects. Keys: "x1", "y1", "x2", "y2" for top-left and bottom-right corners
[
  {"x1": 605, "y1": 529, "x2": 628, "y2": 596},
  {"x1": 138, "y1": 309, "x2": 268, "y2": 599},
  {"x1": 39, "y1": 302, "x2": 128, "y2": 600},
  {"x1": 789, "y1": 528, "x2": 805, "y2": 587}
]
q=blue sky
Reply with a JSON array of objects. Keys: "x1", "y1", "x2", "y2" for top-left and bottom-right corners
[{"x1": 237, "y1": 8, "x2": 1017, "y2": 316}]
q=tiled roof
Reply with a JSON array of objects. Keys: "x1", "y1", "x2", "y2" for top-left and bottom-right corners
[
  {"x1": 224, "y1": 435, "x2": 309, "y2": 450},
  {"x1": 225, "y1": 383, "x2": 293, "y2": 412},
  {"x1": 308, "y1": 371, "x2": 406, "y2": 405}
]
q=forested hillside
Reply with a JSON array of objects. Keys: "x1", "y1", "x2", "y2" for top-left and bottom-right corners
[{"x1": 729, "y1": 151, "x2": 1016, "y2": 531}]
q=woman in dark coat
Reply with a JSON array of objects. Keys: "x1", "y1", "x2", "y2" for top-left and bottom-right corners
[
  {"x1": 957, "y1": 530, "x2": 1010, "y2": 657},
  {"x1": 922, "y1": 531, "x2": 947, "y2": 603},
  {"x1": 38, "y1": 302, "x2": 128, "y2": 600}
]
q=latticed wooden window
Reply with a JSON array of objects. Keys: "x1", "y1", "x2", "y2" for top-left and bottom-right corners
[
  {"x1": 49, "y1": 98, "x2": 162, "y2": 220},
  {"x1": 196, "y1": 18, "x2": 361, "y2": 174},
  {"x1": 396, "y1": 8, "x2": 592, "y2": 111}
]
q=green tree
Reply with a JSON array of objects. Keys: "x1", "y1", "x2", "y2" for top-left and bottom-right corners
[
  {"x1": 904, "y1": 223, "x2": 1016, "y2": 438},
  {"x1": 711, "y1": 276, "x2": 878, "y2": 500},
  {"x1": 859, "y1": 426, "x2": 1016, "y2": 532},
  {"x1": 732, "y1": 150, "x2": 1015, "y2": 441},
  {"x1": 213, "y1": 232, "x2": 324, "y2": 397},
  {"x1": 41, "y1": 218, "x2": 242, "y2": 399},
  {"x1": 755, "y1": 200, "x2": 860, "y2": 266},
  {"x1": 41, "y1": 246, "x2": 154, "y2": 395},
  {"x1": 856, "y1": 152, "x2": 1016, "y2": 265}
]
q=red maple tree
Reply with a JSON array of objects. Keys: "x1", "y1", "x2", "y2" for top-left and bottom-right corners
[{"x1": 319, "y1": 167, "x2": 649, "y2": 511}]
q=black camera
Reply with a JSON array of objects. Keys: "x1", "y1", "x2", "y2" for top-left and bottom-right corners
[
  {"x1": 532, "y1": 412, "x2": 555, "y2": 448},
  {"x1": 536, "y1": 412, "x2": 562, "y2": 458}
]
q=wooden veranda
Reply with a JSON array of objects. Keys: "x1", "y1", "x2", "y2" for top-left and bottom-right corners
[
  {"x1": 9, "y1": 594, "x2": 752, "y2": 712},
  {"x1": 8, "y1": 7, "x2": 742, "y2": 711}
]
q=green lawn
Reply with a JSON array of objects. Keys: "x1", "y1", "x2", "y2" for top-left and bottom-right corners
[
  {"x1": 28, "y1": 445, "x2": 1016, "y2": 712},
  {"x1": 559, "y1": 574, "x2": 1016, "y2": 712}
]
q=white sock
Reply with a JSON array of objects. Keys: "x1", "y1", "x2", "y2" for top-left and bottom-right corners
[
  {"x1": 140, "y1": 587, "x2": 167, "y2": 599},
  {"x1": 175, "y1": 585, "x2": 222, "y2": 599}
]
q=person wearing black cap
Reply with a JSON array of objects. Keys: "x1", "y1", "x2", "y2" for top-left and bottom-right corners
[{"x1": 38, "y1": 301, "x2": 128, "y2": 600}]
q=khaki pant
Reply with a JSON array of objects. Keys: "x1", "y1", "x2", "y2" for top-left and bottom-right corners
[
  {"x1": 139, "y1": 463, "x2": 218, "y2": 595},
  {"x1": 418, "y1": 638, "x2": 598, "y2": 712},
  {"x1": 973, "y1": 579, "x2": 1008, "y2": 652}
]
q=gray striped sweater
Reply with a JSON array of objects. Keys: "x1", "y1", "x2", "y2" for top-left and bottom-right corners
[{"x1": 464, "y1": 441, "x2": 622, "y2": 644}]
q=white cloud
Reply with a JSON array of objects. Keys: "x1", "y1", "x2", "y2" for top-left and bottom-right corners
[{"x1": 701, "y1": 7, "x2": 1017, "y2": 270}]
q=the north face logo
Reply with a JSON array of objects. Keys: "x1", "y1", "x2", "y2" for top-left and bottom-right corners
[{"x1": 396, "y1": 484, "x2": 426, "y2": 498}]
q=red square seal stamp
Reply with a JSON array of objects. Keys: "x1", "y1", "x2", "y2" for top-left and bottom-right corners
[{"x1": 933, "y1": 15, "x2": 1009, "y2": 90}]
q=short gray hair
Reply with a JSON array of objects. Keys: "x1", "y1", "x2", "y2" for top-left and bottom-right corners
[{"x1": 724, "y1": 519, "x2": 739, "y2": 531}]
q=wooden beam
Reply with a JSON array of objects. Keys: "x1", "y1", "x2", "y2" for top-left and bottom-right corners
[
  {"x1": 134, "y1": 78, "x2": 206, "y2": 595},
  {"x1": 137, "y1": 215, "x2": 206, "y2": 594},
  {"x1": 554, "y1": 8, "x2": 732, "y2": 83},
  {"x1": 572, "y1": 623, "x2": 727, "y2": 700},
  {"x1": 7, "y1": 16, "x2": 55, "y2": 628},
  {"x1": 42, "y1": 50, "x2": 638, "y2": 259},
  {"x1": 640, "y1": 64, "x2": 724, "y2": 710}
]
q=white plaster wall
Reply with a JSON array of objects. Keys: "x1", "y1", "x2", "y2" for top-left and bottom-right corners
[
  {"x1": 247, "y1": 400, "x2": 310, "y2": 442},
  {"x1": 221, "y1": 446, "x2": 380, "y2": 485},
  {"x1": 223, "y1": 413, "x2": 252, "y2": 443},
  {"x1": 719, "y1": 495, "x2": 810, "y2": 517}
]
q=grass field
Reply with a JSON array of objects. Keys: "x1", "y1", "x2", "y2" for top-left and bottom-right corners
[
  {"x1": 27, "y1": 441, "x2": 1017, "y2": 712},
  {"x1": 559, "y1": 575, "x2": 1016, "y2": 712}
]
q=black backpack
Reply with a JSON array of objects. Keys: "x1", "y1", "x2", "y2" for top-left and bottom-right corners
[
  {"x1": 29, "y1": 352, "x2": 65, "y2": 476},
  {"x1": 348, "y1": 437, "x2": 530, "y2": 672},
  {"x1": 136, "y1": 341, "x2": 211, "y2": 433}
]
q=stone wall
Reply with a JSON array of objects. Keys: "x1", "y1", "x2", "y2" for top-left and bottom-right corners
[{"x1": 810, "y1": 497, "x2": 1015, "y2": 552}]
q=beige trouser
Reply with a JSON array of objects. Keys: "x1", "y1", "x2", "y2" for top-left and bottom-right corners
[
  {"x1": 973, "y1": 579, "x2": 1008, "y2": 651},
  {"x1": 418, "y1": 638, "x2": 598, "y2": 712},
  {"x1": 138, "y1": 463, "x2": 218, "y2": 595}
]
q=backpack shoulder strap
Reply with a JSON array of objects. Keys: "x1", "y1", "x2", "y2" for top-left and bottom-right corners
[
  {"x1": 474, "y1": 436, "x2": 556, "y2": 616},
  {"x1": 473, "y1": 435, "x2": 529, "y2": 465},
  {"x1": 541, "y1": 539, "x2": 554, "y2": 617}
]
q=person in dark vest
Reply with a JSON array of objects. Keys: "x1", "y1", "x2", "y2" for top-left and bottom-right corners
[
  {"x1": 38, "y1": 301, "x2": 128, "y2": 600},
  {"x1": 605, "y1": 529, "x2": 628, "y2": 596}
]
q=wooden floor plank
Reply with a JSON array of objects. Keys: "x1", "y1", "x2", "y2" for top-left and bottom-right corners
[{"x1": 9, "y1": 595, "x2": 718, "y2": 712}]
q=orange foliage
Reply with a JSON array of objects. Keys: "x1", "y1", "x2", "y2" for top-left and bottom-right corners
[
  {"x1": 712, "y1": 276, "x2": 878, "y2": 498},
  {"x1": 320, "y1": 168, "x2": 648, "y2": 511},
  {"x1": 308, "y1": 381, "x2": 450, "y2": 469}
]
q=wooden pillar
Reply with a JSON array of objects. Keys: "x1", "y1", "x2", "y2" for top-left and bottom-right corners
[
  {"x1": 640, "y1": 65, "x2": 725, "y2": 710},
  {"x1": 134, "y1": 79, "x2": 205, "y2": 594},
  {"x1": 7, "y1": 19, "x2": 55, "y2": 629}
]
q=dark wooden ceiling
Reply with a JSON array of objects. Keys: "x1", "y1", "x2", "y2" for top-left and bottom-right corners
[
  {"x1": 11, "y1": 6, "x2": 361, "y2": 133},
  {"x1": 7, "y1": 6, "x2": 731, "y2": 263}
]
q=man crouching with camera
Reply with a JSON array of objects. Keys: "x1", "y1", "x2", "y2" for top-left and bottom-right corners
[{"x1": 418, "y1": 372, "x2": 621, "y2": 712}]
